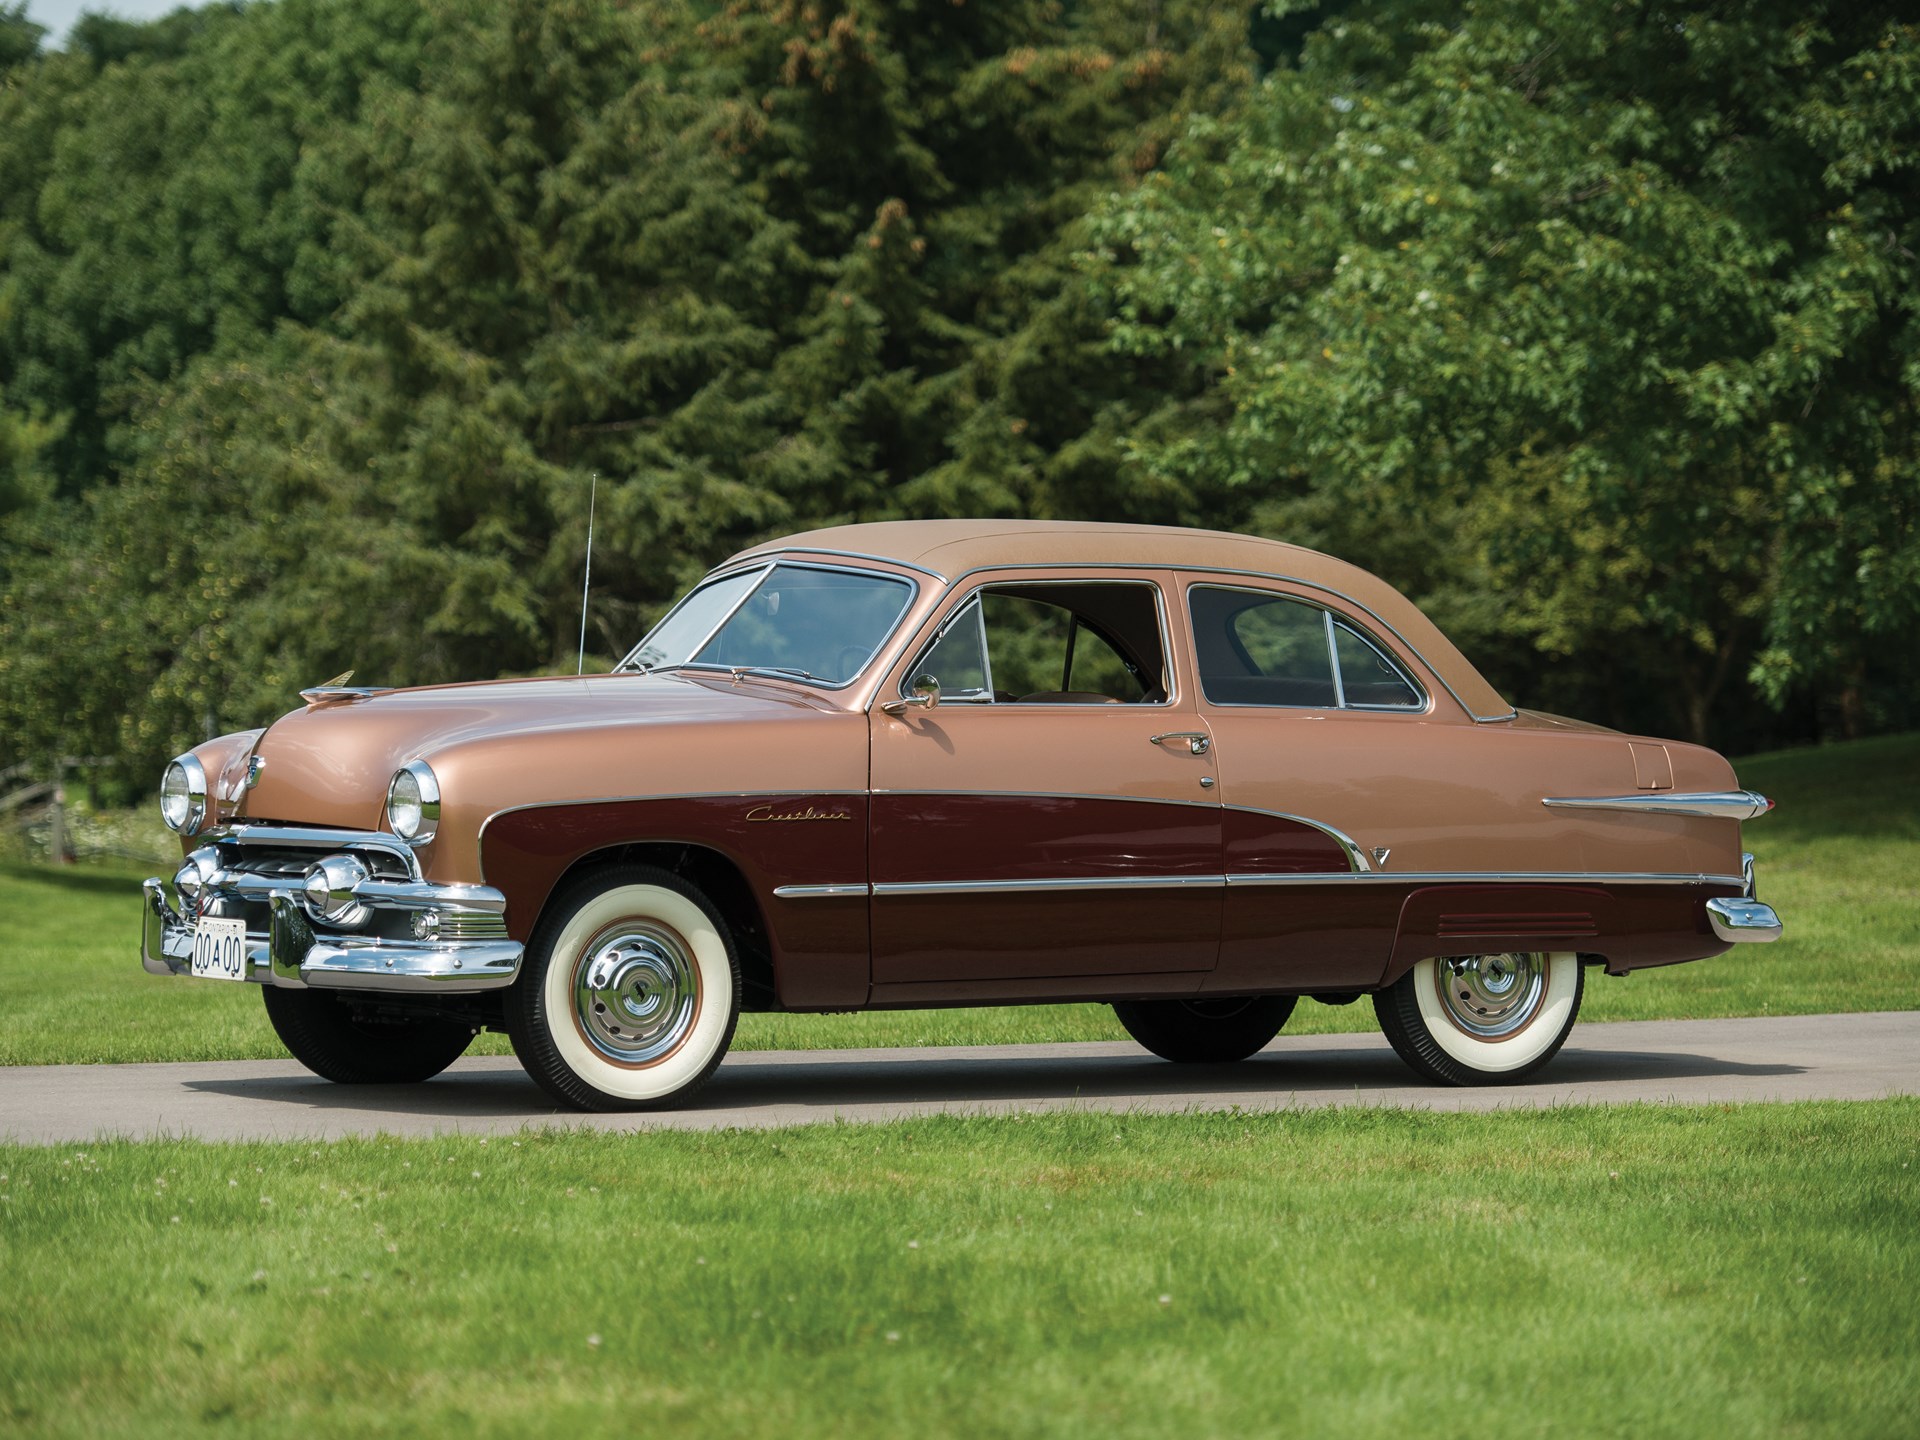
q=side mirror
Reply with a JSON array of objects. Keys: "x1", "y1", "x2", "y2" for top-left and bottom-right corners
[{"x1": 882, "y1": 674, "x2": 941, "y2": 716}]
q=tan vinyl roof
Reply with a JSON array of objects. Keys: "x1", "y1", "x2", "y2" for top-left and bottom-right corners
[{"x1": 731, "y1": 520, "x2": 1513, "y2": 721}]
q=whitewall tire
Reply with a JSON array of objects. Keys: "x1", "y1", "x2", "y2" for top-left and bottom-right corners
[
  {"x1": 1374, "y1": 951, "x2": 1583, "y2": 1085},
  {"x1": 507, "y1": 865, "x2": 740, "y2": 1111}
]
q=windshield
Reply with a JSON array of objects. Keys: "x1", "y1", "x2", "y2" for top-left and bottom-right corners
[{"x1": 617, "y1": 563, "x2": 915, "y2": 686}]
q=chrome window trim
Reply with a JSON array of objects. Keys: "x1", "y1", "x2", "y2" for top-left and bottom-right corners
[
  {"x1": 890, "y1": 576, "x2": 1177, "y2": 709},
  {"x1": 620, "y1": 562, "x2": 771, "y2": 674},
  {"x1": 616, "y1": 560, "x2": 922, "y2": 691},
  {"x1": 1541, "y1": 792, "x2": 1772, "y2": 821},
  {"x1": 1186, "y1": 581, "x2": 1433, "y2": 716},
  {"x1": 907, "y1": 595, "x2": 995, "y2": 704},
  {"x1": 730, "y1": 546, "x2": 948, "y2": 582},
  {"x1": 1329, "y1": 616, "x2": 1427, "y2": 712},
  {"x1": 935, "y1": 561, "x2": 1512, "y2": 722},
  {"x1": 1324, "y1": 610, "x2": 1347, "y2": 709}
]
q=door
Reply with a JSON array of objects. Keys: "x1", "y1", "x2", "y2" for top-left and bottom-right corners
[
  {"x1": 868, "y1": 574, "x2": 1222, "y2": 995},
  {"x1": 1183, "y1": 579, "x2": 1435, "y2": 992}
]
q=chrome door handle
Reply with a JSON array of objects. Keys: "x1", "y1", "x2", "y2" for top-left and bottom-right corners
[{"x1": 1150, "y1": 731, "x2": 1210, "y2": 756}]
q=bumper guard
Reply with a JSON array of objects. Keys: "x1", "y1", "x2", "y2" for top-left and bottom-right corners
[{"x1": 1705, "y1": 851, "x2": 1782, "y2": 944}]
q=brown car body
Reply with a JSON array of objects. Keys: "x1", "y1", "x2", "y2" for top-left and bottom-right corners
[{"x1": 143, "y1": 520, "x2": 1780, "y2": 1101}]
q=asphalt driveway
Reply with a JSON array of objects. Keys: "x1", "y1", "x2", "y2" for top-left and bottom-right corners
[{"x1": 2, "y1": 1011, "x2": 1914, "y2": 1146}]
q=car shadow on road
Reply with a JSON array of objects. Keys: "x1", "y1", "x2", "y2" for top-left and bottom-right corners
[{"x1": 178, "y1": 1039, "x2": 1806, "y2": 1124}]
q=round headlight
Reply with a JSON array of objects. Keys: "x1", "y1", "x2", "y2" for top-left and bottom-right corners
[
  {"x1": 159, "y1": 755, "x2": 208, "y2": 834},
  {"x1": 386, "y1": 761, "x2": 439, "y2": 845}
]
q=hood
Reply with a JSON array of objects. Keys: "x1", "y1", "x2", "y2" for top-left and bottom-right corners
[{"x1": 232, "y1": 672, "x2": 859, "y2": 861}]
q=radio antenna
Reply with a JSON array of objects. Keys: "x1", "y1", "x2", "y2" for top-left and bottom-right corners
[{"x1": 576, "y1": 471, "x2": 598, "y2": 675}]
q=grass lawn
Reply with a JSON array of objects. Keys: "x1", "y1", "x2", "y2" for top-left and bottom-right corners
[
  {"x1": 3, "y1": 733, "x2": 1914, "y2": 1066},
  {"x1": 2, "y1": 1102, "x2": 1914, "y2": 1439}
]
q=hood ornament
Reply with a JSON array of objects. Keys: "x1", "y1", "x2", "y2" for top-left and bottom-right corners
[{"x1": 300, "y1": 669, "x2": 393, "y2": 707}]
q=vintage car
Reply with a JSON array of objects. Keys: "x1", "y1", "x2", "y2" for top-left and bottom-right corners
[{"x1": 141, "y1": 520, "x2": 1781, "y2": 1109}]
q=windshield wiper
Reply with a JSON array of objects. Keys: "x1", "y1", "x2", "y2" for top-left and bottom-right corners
[
  {"x1": 727, "y1": 664, "x2": 830, "y2": 685},
  {"x1": 671, "y1": 662, "x2": 830, "y2": 685}
]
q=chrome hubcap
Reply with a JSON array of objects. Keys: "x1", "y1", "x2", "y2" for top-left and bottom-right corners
[
  {"x1": 1433, "y1": 952, "x2": 1547, "y2": 1039},
  {"x1": 573, "y1": 924, "x2": 698, "y2": 1064}
]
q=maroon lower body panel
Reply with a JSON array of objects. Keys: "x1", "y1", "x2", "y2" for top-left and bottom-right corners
[
  {"x1": 480, "y1": 795, "x2": 869, "y2": 1009},
  {"x1": 869, "y1": 793, "x2": 1223, "y2": 988},
  {"x1": 1383, "y1": 883, "x2": 1738, "y2": 984},
  {"x1": 1209, "y1": 881, "x2": 1743, "y2": 996},
  {"x1": 1210, "y1": 885, "x2": 1398, "y2": 995}
]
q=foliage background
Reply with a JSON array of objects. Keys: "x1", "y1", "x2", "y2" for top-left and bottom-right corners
[{"x1": 2, "y1": 0, "x2": 1915, "y2": 785}]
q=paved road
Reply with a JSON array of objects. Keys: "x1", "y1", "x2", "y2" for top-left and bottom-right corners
[{"x1": 2, "y1": 1011, "x2": 1915, "y2": 1146}]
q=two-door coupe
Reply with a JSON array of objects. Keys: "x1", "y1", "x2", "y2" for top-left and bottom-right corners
[{"x1": 141, "y1": 521, "x2": 1781, "y2": 1109}]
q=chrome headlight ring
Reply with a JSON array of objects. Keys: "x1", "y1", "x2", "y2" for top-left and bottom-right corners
[
  {"x1": 387, "y1": 760, "x2": 441, "y2": 846},
  {"x1": 160, "y1": 753, "x2": 208, "y2": 835}
]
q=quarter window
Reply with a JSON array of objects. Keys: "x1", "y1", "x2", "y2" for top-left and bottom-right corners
[{"x1": 1189, "y1": 586, "x2": 1423, "y2": 710}]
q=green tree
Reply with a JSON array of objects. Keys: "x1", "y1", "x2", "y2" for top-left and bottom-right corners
[{"x1": 1096, "y1": 0, "x2": 1920, "y2": 743}]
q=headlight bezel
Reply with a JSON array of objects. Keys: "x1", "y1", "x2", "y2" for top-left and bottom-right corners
[
  {"x1": 386, "y1": 760, "x2": 440, "y2": 846},
  {"x1": 160, "y1": 754, "x2": 208, "y2": 835}
]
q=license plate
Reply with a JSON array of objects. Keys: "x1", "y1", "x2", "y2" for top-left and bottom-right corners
[{"x1": 190, "y1": 916, "x2": 250, "y2": 981}]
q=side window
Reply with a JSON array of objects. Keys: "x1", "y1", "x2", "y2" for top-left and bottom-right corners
[
  {"x1": 903, "y1": 583, "x2": 1167, "y2": 704},
  {"x1": 1190, "y1": 587, "x2": 1337, "y2": 707},
  {"x1": 1189, "y1": 585, "x2": 1424, "y2": 711},
  {"x1": 1332, "y1": 621, "x2": 1422, "y2": 709},
  {"x1": 979, "y1": 594, "x2": 1144, "y2": 701}
]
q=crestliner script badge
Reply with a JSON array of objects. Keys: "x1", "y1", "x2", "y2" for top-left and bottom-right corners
[{"x1": 745, "y1": 804, "x2": 853, "y2": 823}]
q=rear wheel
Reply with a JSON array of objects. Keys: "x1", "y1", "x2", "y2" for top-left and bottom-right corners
[
  {"x1": 1113, "y1": 995, "x2": 1297, "y2": 1063},
  {"x1": 1374, "y1": 951, "x2": 1583, "y2": 1085},
  {"x1": 506, "y1": 865, "x2": 740, "y2": 1112},
  {"x1": 261, "y1": 988, "x2": 474, "y2": 1084}
]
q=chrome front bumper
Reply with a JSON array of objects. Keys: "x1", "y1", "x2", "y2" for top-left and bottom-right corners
[
  {"x1": 142, "y1": 878, "x2": 523, "y2": 993},
  {"x1": 1706, "y1": 852, "x2": 1783, "y2": 944}
]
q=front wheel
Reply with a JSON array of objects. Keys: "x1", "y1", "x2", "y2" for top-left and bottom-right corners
[
  {"x1": 261, "y1": 988, "x2": 474, "y2": 1084},
  {"x1": 1374, "y1": 951, "x2": 1583, "y2": 1085},
  {"x1": 506, "y1": 865, "x2": 740, "y2": 1112},
  {"x1": 1113, "y1": 995, "x2": 1297, "y2": 1063}
]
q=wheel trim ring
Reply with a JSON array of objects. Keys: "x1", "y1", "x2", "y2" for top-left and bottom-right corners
[
  {"x1": 567, "y1": 918, "x2": 704, "y2": 1070},
  {"x1": 1428, "y1": 952, "x2": 1548, "y2": 1041}
]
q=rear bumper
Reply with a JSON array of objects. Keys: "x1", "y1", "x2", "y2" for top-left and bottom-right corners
[{"x1": 141, "y1": 879, "x2": 523, "y2": 993}]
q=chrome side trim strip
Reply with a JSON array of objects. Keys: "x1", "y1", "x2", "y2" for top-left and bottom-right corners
[
  {"x1": 1226, "y1": 870, "x2": 1747, "y2": 888},
  {"x1": 1542, "y1": 791, "x2": 1773, "y2": 821},
  {"x1": 780, "y1": 867, "x2": 1750, "y2": 900},
  {"x1": 873, "y1": 875, "x2": 1224, "y2": 897},
  {"x1": 1247, "y1": 808, "x2": 1371, "y2": 873}
]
